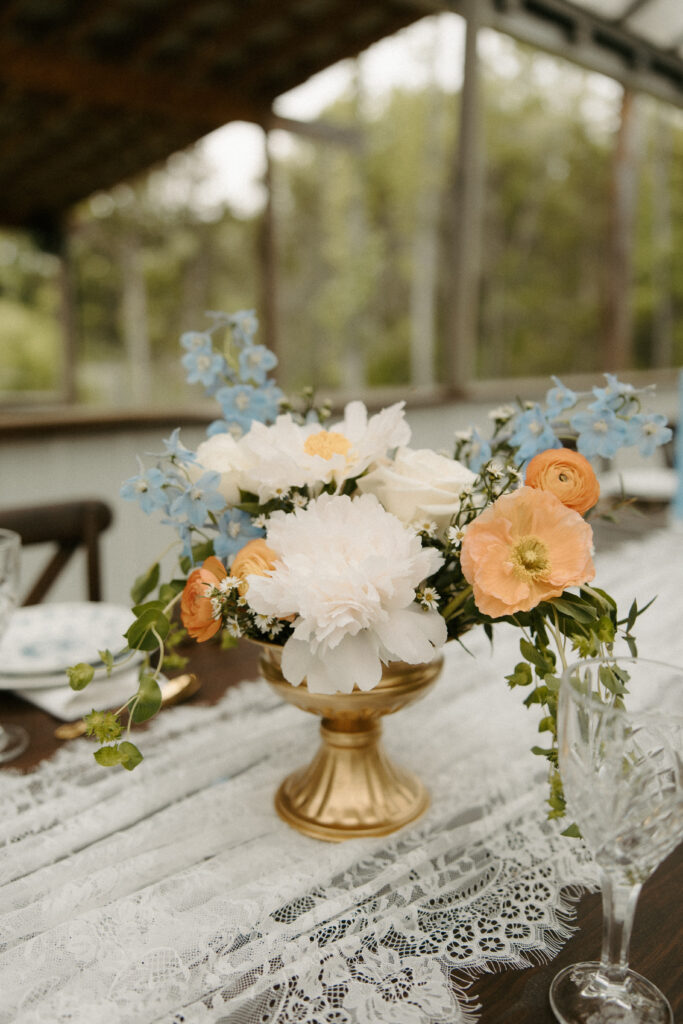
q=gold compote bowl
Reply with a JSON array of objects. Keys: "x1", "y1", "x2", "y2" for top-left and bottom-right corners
[{"x1": 259, "y1": 645, "x2": 443, "y2": 842}]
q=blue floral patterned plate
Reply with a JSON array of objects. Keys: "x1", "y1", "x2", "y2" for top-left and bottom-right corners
[{"x1": 0, "y1": 602, "x2": 138, "y2": 686}]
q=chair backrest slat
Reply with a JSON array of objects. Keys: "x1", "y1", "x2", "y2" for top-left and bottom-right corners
[{"x1": 0, "y1": 500, "x2": 113, "y2": 604}]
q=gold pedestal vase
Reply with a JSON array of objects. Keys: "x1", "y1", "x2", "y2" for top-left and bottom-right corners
[{"x1": 258, "y1": 646, "x2": 443, "y2": 842}]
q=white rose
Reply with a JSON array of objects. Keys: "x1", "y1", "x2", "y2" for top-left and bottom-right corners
[
  {"x1": 357, "y1": 446, "x2": 477, "y2": 537},
  {"x1": 193, "y1": 433, "x2": 250, "y2": 504}
]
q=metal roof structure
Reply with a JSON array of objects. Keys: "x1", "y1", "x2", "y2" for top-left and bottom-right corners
[{"x1": 1, "y1": 0, "x2": 682, "y2": 235}]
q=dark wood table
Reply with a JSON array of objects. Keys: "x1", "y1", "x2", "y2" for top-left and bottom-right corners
[{"x1": 1, "y1": 638, "x2": 681, "y2": 1024}]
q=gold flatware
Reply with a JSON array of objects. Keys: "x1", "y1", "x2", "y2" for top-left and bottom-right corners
[{"x1": 54, "y1": 673, "x2": 201, "y2": 740}]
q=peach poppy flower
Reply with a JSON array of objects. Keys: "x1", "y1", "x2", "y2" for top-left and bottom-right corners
[
  {"x1": 460, "y1": 487, "x2": 595, "y2": 618},
  {"x1": 525, "y1": 448, "x2": 600, "y2": 515},
  {"x1": 231, "y1": 538, "x2": 278, "y2": 596},
  {"x1": 181, "y1": 555, "x2": 227, "y2": 642}
]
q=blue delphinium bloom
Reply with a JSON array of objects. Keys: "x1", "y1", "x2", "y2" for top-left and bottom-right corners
[
  {"x1": 179, "y1": 331, "x2": 212, "y2": 353},
  {"x1": 625, "y1": 414, "x2": 673, "y2": 457},
  {"x1": 120, "y1": 466, "x2": 169, "y2": 514},
  {"x1": 467, "y1": 428, "x2": 492, "y2": 473},
  {"x1": 571, "y1": 409, "x2": 628, "y2": 458},
  {"x1": 508, "y1": 405, "x2": 561, "y2": 461},
  {"x1": 169, "y1": 471, "x2": 226, "y2": 529},
  {"x1": 229, "y1": 310, "x2": 259, "y2": 345},
  {"x1": 161, "y1": 428, "x2": 196, "y2": 466},
  {"x1": 238, "y1": 344, "x2": 278, "y2": 386},
  {"x1": 213, "y1": 509, "x2": 265, "y2": 564},
  {"x1": 545, "y1": 376, "x2": 577, "y2": 419},
  {"x1": 589, "y1": 373, "x2": 638, "y2": 414},
  {"x1": 181, "y1": 349, "x2": 228, "y2": 388}
]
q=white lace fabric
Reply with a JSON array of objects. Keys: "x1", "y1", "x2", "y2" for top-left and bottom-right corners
[{"x1": 0, "y1": 527, "x2": 680, "y2": 1024}]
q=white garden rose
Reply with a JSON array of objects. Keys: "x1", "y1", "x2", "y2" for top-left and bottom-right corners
[
  {"x1": 194, "y1": 433, "x2": 251, "y2": 504},
  {"x1": 357, "y1": 446, "x2": 477, "y2": 538}
]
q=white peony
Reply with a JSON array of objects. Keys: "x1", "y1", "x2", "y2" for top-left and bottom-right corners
[
  {"x1": 193, "y1": 433, "x2": 252, "y2": 504},
  {"x1": 245, "y1": 492, "x2": 446, "y2": 694},
  {"x1": 357, "y1": 446, "x2": 477, "y2": 538},
  {"x1": 239, "y1": 401, "x2": 411, "y2": 503}
]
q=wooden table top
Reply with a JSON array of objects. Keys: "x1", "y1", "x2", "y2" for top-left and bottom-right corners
[{"x1": 1, "y1": 638, "x2": 681, "y2": 1024}]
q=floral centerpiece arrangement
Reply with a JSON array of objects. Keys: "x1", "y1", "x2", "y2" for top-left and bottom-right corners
[{"x1": 70, "y1": 310, "x2": 671, "y2": 827}]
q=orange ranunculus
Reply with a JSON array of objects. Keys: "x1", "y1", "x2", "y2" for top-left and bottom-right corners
[
  {"x1": 180, "y1": 555, "x2": 227, "y2": 642},
  {"x1": 525, "y1": 448, "x2": 600, "y2": 515},
  {"x1": 460, "y1": 486, "x2": 595, "y2": 618},
  {"x1": 231, "y1": 538, "x2": 278, "y2": 596}
]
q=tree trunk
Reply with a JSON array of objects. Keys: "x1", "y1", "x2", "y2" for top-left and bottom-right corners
[
  {"x1": 118, "y1": 228, "x2": 151, "y2": 406},
  {"x1": 603, "y1": 87, "x2": 638, "y2": 371},
  {"x1": 445, "y1": 0, "x2": 482, "y2": 395},
  {"x1": 410, "y1": 23, "x2": 444, "y2": 390}
]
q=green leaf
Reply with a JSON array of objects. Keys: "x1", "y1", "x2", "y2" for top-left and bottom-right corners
[
  {"x1": 179, "y1": 540, "x2": 215, "y2": 575},
  {"x1": 505, "y1": 661, "x2": 533, "y2": 688},
  {"x1": 118, "y1": 741, "x2": 144, "y2": 771},
  {"x1": 98, "y1": 649, "x2": 115, "y2": 673},
  {"x1": 131, "y1": 562, "x2": 160, "y2": 604},
  {"x1": 130, "y1": 673, "x2": 163, "y2": 724},
  {"x1": 561, "y1": 823, "x2": 581, "y2": 838},
  {"x1": 159, "y1": 580, "x2": 185, "y2": 605},
  {"x1": 131, "y1": 599, "x2": 166, "y2": 616},
  {"x1": 626, "y1": 599, "x2": 638, "y2": 633},
  {"x1": 549, "y1": 597, "x2": 596, "y2": 625},
  {"x1": 93, "y1": 745, "x2": 123, "y2": 767},
  {"x1": 599, "y1": 663, "x2": 627, "y2": 696},
  {"x1": 520, "y1": 639, "x2": 553, "y2": 674},
  {"x1": 596, "y1": 615, "x2": 616, "y2": 644},
  {"x1": 531, "y1": 745, "x2": 555, "y2": 757},
  {"x1": 125, "y1": 608, "x2": 170, "y2": 652},
  {"x1": 625, "y1": 634, "x2": 638, "y2": 657},
  {"x1": 68, "y1": 662, "x2": 95, "y2": 691},
  {"x1": 538, "y1": 715, "x2": 556, "y2": 735}
]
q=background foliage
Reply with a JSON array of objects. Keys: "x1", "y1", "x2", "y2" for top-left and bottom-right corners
[{"x1": 1, "y1": 36, "x2": 682, "y2": 407}]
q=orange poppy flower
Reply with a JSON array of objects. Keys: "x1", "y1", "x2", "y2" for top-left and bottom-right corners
[
  {"x1": 525, "y1": 448, "x2": 600, "y2": 515},
  {"x1": 180, "y1": 555, "x2": 227, "y2": 642},
  {"x1": 460, "y1": 487, "x2": 595, "y2": 618}
]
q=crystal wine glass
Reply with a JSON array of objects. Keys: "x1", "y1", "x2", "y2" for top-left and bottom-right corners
[
  {"x1": 0, "y1": 528, "x2": 28, "y2": 763},
  {"x1": 550, "y1": 656, "x2": 683, "y2": 1024}
]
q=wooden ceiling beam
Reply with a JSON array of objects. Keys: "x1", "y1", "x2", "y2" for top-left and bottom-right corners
[{"x1": 0, "y1": 39, "x2": 270, "y2": 128}]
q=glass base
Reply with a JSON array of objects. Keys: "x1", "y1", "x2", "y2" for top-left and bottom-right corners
[
  {"x1": 550, "y1": 962, "x2": 673, "y2": 1024},
  {"x1": 0, "y1": 723, "x2": 29, "y2": 764}
]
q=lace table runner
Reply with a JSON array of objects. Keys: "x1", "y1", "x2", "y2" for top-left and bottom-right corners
[{"x1": 0, "y1": 527, "x2": 680, "y2": 1024}]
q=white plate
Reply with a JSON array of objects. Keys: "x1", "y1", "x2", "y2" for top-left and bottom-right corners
[{"x1": 0, "y1": 602, "x2": 138, "y2": 682}]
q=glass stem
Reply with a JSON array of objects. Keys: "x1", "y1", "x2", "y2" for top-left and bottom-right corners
[{"x1": 598, "y1": 868, "x2": 642, "y2": 985}]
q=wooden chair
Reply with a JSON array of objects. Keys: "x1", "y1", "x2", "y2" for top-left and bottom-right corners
[{"x1": 0, "y1": 499, "x2": 113, "y2": 605}]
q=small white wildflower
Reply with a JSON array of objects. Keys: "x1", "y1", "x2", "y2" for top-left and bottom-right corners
[
  {"x1": 291, "y1": 493, "x2": 308, "y2": 508},
  {"x1": 418, "y1": 587, "x2": 439, "y2": 611},
  {"x1": 268, "y1": 620, "x2": 285, "y2": 637},
  {"x1": 237, "y1": 595, "x2": 248, "y2": 607},
  {"x1": 225, "y1": 617, "x2": 242, "y2": 638},
  {"x1": 416, "y1": 519, "x2": 438, "y2": 538},
  {"x1": 210, "y1": 597, "x2": 223, "y2": 620},
  {"x1": 447, "y1": 525, "x2": 467, "y2": 547},
  {"x1": 254, "y1": 613, "x2": 274, "y2": 632},
  {"x1": 454, "y1": 428, "x2": 473, "y2": 442},
  {"x1": 253, "y1": 514, "x2": 268, "y2": 530},
  {"x1": 488, "y1": 404, "x2": 515, "y2": 421},
  {"x1": 459, "y1": 484, "x2": 473, "y2": 497},
  {"x1": 217, "y1": 575, "x2": 241, "y2": 593},
  {"x1": 488, "y1": 467, "x2": 503, "y2": 479}
]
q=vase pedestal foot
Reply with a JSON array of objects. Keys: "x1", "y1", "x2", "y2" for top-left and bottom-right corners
[{"x1": 274, "y1": 719, "x2": 429, "y2": 842}]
